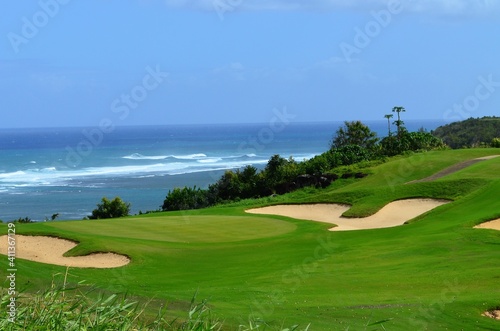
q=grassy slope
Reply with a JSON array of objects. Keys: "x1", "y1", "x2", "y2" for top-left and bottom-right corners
[{"x1": 1, "y1": 149, "x2": 499, "y2": 330}]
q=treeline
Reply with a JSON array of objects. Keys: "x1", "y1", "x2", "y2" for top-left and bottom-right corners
[
  {"x1": 162, "y1": 153, "x2": 365, "y2": 212},
  {"x1": 432, "y1": 116, "x2": 500, "y2": 149},
  {"x1": 162, "y1": 116, "x2": 445, "y2": 212}
]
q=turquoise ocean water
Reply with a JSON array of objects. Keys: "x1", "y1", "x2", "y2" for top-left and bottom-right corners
[{"x1": 0, "y1": 121, "x2": 444, "y2": 221}]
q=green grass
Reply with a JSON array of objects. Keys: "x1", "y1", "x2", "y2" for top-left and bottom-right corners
[{"x1": 1, "y1": 148, "x2": 500, "y2": 330}]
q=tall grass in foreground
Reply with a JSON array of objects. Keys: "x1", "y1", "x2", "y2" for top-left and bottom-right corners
[{"x1": 1, "y1": 272, "x2": 313, "y2": 331}]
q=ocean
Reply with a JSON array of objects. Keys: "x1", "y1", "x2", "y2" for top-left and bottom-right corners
[{"x1": 0, "y1": 120, "x2": 445, "y2": 221}]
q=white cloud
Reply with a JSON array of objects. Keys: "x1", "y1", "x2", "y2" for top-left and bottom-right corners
[{"x1": 162, "y1": 0, "x2": 500, "y2": 17}]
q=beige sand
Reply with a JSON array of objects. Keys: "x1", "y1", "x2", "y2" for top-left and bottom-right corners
[
  {"x1": 483, "y1": 310, "x2": 500, "y2": 320},
  {"x1": 0, "y1": 235, "x2": 130, "y2": 268},
  {"x1": 474, "y1": 219, "x2": 500, "y2": 231},
  {"x1": 246, "y1": 199, "x2": 450, "y2": 231}
]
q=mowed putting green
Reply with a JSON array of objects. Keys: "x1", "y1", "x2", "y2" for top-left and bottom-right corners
[{"x1": 36, "y1": 215, "x2": 297, "y2": 244}]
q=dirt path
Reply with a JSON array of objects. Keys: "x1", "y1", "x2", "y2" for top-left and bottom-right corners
[{"x1": 408, "y1": 155, "x2": 499, "y2": 183}]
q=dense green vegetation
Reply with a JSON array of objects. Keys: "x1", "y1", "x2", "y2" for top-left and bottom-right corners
[
  {"x1": 1, "y1": 278, "x2": 225, "y2": 331},
  {"x1": 88, "y1": 197, "x2": 131, "y2": 220},
  {"x1": 432, "y1": 116, "x2": 500, "y2": 148},
  {"x1": 163, "y1": 119, "x2": 445, "y2": 212},
  {"x1": 2, "y1": 148, "x2": 499, "y2": 330}
]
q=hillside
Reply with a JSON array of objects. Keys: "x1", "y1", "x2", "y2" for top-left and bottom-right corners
[
  {"x1": 1, "y1": 149, "x2": 500, "y2": 330},
  {"x1": 432, "y1": 116, "x2": 500, "y2": 148}
]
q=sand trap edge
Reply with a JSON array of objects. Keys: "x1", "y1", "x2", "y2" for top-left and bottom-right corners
[
  {"x1": 0, "y1": 235, "x2": 130, "y2": 269},
  {"x1": 482, "y1": 309, "x2": 500, "y2": 320},
  {"x1": 474, "y1": 219, "x2": 500, "y2": 231},
  {"x1": 246, "y1": 199, "x2": 450, "y2": 231}
]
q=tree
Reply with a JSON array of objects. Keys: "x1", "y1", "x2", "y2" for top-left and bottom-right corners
[
  {"x1": 13, "y1": 217, "x2": 33, "y2": 223},
  {"x1": 335, "y1": 144, "x2": 372, "y2": 165},
  {"x1": 330, "y1": 121, "x2": 379, "y2": 151},
  {"x1": 380, "y1": 129, "x2": 445, "y2": 156},
  {"x1": 384, "y1": 114, "x2": 393, "y2": 136},
  {"x1": 432, "y1": 116, "x2": 500, "y2": 148},
  {"x1": 89, "y1": 197, "x2": 131, "y2": 219},
  {"x1": 162, "y1": 186, "x2": 209, "y2": 211},
  {"x1": 263, "y1": 154, "x2": 297, "y2": 190},
  {"x1": 492, "y1": 137, "x2": 500, "y2": 148},
  {"x1": 211, "y1": 171, "x2": 243, "y2": 202},
  {"x1": 237, "y1": 165, "x2": 260, "y2": 198},
  {"x1": 392, "y1": 106, "x2": 406, "y2": 137}
]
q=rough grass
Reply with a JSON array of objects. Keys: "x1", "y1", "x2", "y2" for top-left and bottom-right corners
[{"x1": 1, "y1": 149, "x2": 500, "y2": 330}]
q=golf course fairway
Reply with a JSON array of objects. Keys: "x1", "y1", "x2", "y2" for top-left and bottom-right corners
[{"x1": 1, "y1": 149, "x2": 499, "y2": 330}]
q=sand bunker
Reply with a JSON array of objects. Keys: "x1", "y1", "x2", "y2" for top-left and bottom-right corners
[
  {"x1": 0, "y1": 235, "x2": 130, "y2": 268},
  {"x1": 483, "y1": 309, "x2": 500, "y2": 320},
  {"x1": 474, "y1": 219, "x2": 500, "y2": 231},
  {"x1": 481, "y1": 309, "x2": 500, "y2": 321},
  {"x1": 246, "y1": 199, "x2": 449, "y2": 231}
]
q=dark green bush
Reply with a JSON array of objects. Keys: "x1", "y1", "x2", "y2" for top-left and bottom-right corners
[
  {"x1": 492, "y1": 137, "x2": 500, "y2": 148},
  {"x1": 89, "y1": 197, "x2": 131, "y2": 219}
]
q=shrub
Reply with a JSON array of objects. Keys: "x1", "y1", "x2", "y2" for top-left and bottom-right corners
[
  {"x1": 89, "y1": 197, "x2": 131, "y2": 219},
  {"x1": 380, "y1": 130, "x2": 445, "y2": 156},
  {"x1": 162, "y1": 186, "x2": 209, "y2": 211},
  {"x1": 12, "y1": 217, "x2": 33, "y2": 223},
  {"x1": 492, "y1": 137, "x2": 500, "y2": 148},
  {"x1": 334, "y1": 144, "x2": 372, "y2": 165}
]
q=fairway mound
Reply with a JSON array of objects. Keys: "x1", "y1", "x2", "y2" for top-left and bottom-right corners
[
  {"x1": 246, "y1": 199, "x2": 449, "y2": 231},
  {"x1": 483, "y1": 309, "x2": 500, "y2": 320},
  {"x1": 0, "y1": 235, "x2": 130, "y2": 268},
  {"x1": 408, "y1": 155, "x2": 500, "y2": 183},
  {"x1": 474, "y1": 218, "x2": 500, "y2": 231}
]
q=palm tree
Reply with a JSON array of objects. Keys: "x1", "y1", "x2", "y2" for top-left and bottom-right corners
[
  {"x1": 392, "y1": 106, "x2": 406, "y2": 136},
  {"x1": 384, "y1": 114, "x2": 393, "y2": 136}
]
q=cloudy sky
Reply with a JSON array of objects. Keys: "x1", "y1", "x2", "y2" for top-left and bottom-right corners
[{"x1": 1, "y1": 0, "x2": 499, "y2": 128}]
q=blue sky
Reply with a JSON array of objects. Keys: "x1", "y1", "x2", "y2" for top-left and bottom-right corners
[{"x1": 1, "y1": 0, "x2": 499, "y2": 128}]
